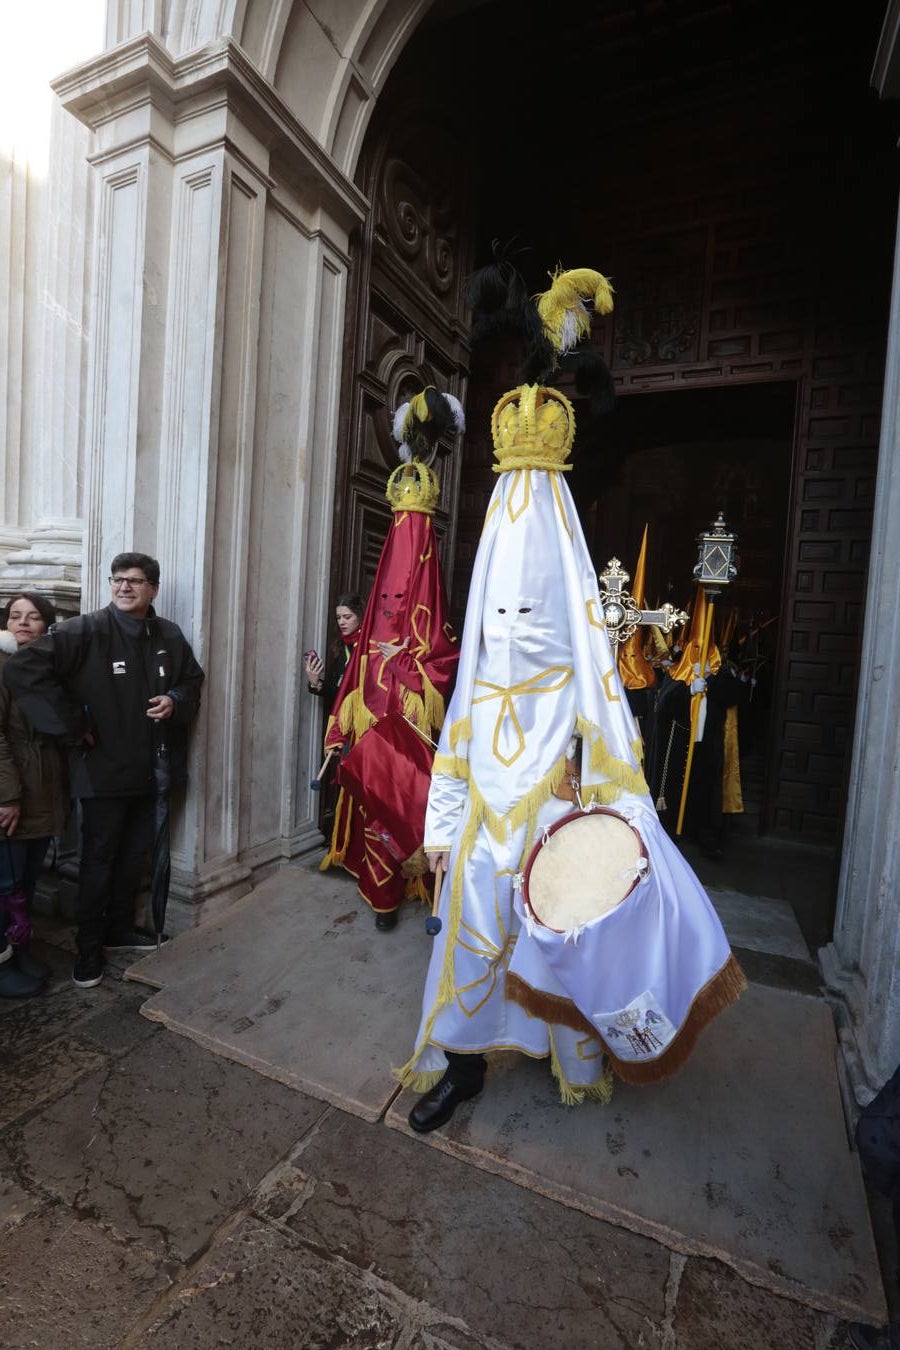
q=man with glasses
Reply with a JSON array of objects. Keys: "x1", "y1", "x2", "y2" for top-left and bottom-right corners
[{"x1": 4, "y1": 552, "x2": 204, "y2": 987}]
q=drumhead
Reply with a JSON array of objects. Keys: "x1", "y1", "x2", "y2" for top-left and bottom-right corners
[{"x1": 523, "y1": 808, "x2": 645, "y2": 933}]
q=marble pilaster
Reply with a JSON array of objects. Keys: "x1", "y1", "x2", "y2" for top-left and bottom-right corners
[
  {"x1": 820, "y1": 190, "x2": 900, "y2": 1101},
  {"x1": 54, "y1": 33, "x2": 366, "y2": 916}
]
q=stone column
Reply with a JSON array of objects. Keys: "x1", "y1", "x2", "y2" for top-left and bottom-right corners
[
  {"x1": 55, "y1": 34, "x2": 366, "y2": 921},
  {"x1": 0, "y1": 100, "x2": 95, "y2": 618},
  {"x1": 820, "y1": 191, "x2": 900, "y2": 1102}
]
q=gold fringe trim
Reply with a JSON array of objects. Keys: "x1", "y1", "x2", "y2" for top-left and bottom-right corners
[
  {"x1": 400, "y1": 670, "x2": 445, "y2": 739},
  {"x1": 470, "y1": 754, "x2": 568, "y2": 857},
  {"x1": 606, "y1": 955, "x2": 747, "y2": 1084},
  {"x1": 507, "y1": 972, "x2": 598, "y2": 1037},
  {"x1": 404, "y1": 873, "x2": 431, "y2": 904},
  {"x1": 337, "y1": 674, "x2": 378, "y2": 743},
  {"x1": 433, "y1": 753, "x2": 469, "y2": 779},
  {"x1": 422, "y1": 670, "x2": 446, "y2": 733},
  {"x1": 448, "y1": 716, "x2": 472, "y2": 751},
  {"x1": 576, "y1": 718, "x2": 649, "y2": 799},
  {"x1": 508, "y1": 954, "x2": 747, "y2": 1086},
  {"x1": 548, "y1": 1027, "x2": 614, "y2": 1106},
  {"x1": 395, "y1": 1067, "x2": 445, "y2": 1092},
  {"x1": 319, "y1": 789, "x2": 355, "y2": 871}
]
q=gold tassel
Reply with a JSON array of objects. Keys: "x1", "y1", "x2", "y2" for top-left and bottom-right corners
[{"x1": 401, "y1": 845, "x2": 428, "y2": 878}]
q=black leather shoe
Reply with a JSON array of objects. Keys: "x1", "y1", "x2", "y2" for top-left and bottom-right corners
[
  {"x1": 374, "y1": 910, "x2": 398, "y2": 931},
  {"x1": 408, "y1": 1073, "x2": 484, "y2": 1133}
]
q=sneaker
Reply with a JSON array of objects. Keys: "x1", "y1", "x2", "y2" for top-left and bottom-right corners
[
  {"x1": 103, "y1": 927, "x2": 171, "y2": 952},
  {"x1": 72, "y1": 950, "x2": 104, "y2": 988}
]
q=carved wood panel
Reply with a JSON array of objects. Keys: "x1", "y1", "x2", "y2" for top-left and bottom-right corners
[{"x1": 330, "y1": 89, "x2": 472, "y2": 613}]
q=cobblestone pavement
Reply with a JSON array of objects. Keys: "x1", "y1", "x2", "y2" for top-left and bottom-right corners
[{"x1": 0, "y1": 927, "x2": 873, "y2": 1349}]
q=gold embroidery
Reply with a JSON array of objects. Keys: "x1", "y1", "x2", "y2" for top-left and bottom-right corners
[
  {"x1": 586, "y1": 598, "x2": 606, "y2": 631},
  {"x1": 550, "y1": 474, "x2": 573, "y2": 539},
  {"x1": 481, "y1": 498, "x2": 501, "y2": 536},
  {"x1": 506, "y1": 469, "x2": 531, "y2": 523},
  {"x1": 473, "y1": 665, "x2": 573, "y2": 767},
  {"x1": 455, "y1": 872, "x2": 516, "y2": 1017},
  {"x1": 600, "y1": 668, "x2": 621, "y2": 703},
  {"x1": 410, "y1": 603, "x2": 433, "y2": 658}
]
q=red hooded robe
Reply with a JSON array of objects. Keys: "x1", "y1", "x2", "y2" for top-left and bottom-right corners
[{"x1": 321, "y1": 467, "x2": 458, "y2": 912}]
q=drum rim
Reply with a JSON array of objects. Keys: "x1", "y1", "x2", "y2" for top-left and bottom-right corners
[{"x1": 522, "y1": 805, "x2": 648, "y2": 933}]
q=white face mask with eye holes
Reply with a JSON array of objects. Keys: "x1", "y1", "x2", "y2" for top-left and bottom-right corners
[{"x1": 478, "y1": 512, "x2": 574, "y2": 690}]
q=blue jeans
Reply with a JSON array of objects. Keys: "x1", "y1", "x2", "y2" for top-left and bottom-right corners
[{"x1": 0, "y1": 836, "x2": 51, "y2": 904}]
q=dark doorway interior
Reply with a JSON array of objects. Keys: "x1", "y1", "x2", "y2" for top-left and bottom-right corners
[{"x1": 572, "y1": 378, "x2": 795, "y2": 818}]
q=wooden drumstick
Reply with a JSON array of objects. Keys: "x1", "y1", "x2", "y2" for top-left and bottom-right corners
[
  {"x1": 311, "y1": 747, "x2": 337, "y2": 791},
  {"x1": 425, "y1": 858, "x2": 444, "y2": 936}
]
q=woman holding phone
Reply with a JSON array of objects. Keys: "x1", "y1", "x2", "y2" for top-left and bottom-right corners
[{"x1": 305, "y1": 594, "x2": 364, "y2": 706}]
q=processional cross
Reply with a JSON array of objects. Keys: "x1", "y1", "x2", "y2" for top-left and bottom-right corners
[{"x1": 597, "y1": 557, "x2": 689, "y2": 652}]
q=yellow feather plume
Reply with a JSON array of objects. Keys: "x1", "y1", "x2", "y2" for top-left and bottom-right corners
[
  {"x1": 536, "y1": 267, "x2": 615, "y2": 353},
  {"x1": 401, "y1": 389, "x2": 434, "y2": 443}
]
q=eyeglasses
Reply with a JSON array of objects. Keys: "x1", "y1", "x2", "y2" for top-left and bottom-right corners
[{"x1": 109, "y1": 576, "x2": 152, "y2": 589}]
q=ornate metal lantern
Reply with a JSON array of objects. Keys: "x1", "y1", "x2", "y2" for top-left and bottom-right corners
[{"x1": 692, "y1": 512, "x2": 738, "y2": 595}]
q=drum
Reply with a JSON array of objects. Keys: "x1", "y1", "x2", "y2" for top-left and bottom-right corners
[{"x1": 521, "y1": 806, "x2": 648, "y2": 934}]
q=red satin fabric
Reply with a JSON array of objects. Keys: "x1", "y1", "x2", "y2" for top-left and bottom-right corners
[
  {"x1": 325, "y1": 510, "x2": 458, "y2": 741},
  {"x1": 321, "y1": 509, "x2": 458, "y2": 912},
  {"x1": 338, "y1": 712, "x2": 433, "y2": 861}
]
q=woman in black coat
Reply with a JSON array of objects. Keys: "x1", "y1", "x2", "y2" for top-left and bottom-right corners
[{"x1": 305, "y1": 593, "x2": 364, "y2": 706}]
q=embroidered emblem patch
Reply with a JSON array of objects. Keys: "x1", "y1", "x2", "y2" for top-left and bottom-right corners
[
  {"x1": 593, "y1": 991, "x2": 676, "y2": 1060},
  {"x1": 112, "y1": 661, "x2": 126, "y2": 675}
]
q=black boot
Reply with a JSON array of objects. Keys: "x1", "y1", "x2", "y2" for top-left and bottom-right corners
[
  {"x1": 0, "y1": 942, "x2": 42, "y2": 999},
  {"x1": 408, "y1": 1053, "x2": 486, "y2": 1133}
]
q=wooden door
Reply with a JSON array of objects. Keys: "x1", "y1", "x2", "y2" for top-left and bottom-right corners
[{"x1": 329, "y1": 83, "x2": 473, "y2": 610}]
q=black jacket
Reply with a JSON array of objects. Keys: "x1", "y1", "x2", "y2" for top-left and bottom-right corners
[{"x1": 2, "y1": 605, "x2": 204, "y2": 798}]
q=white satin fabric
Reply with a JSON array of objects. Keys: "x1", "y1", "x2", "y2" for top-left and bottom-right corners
[{"x1": 405, "y1": 466, "x2": 733, "y2": 1095}]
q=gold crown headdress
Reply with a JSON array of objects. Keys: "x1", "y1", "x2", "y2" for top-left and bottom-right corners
[
  {"x1": 385, "y1": 460, "x2": 441, "y2": 515},
  {"x1": 490, "y1": 384, "x2": 575, "y2": 473}
]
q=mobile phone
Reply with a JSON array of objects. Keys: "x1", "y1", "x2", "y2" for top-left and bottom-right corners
[{"x1": 305, "y1": 648, "x2": 320, "y2": 664}]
